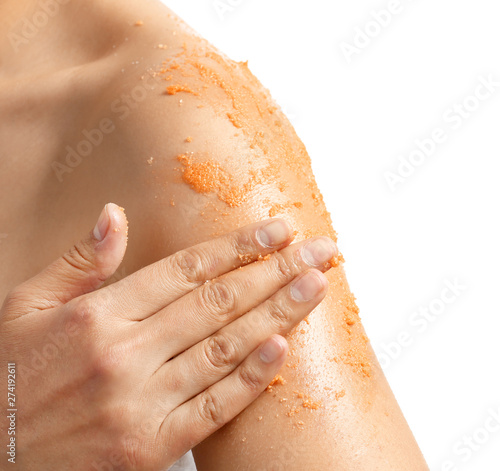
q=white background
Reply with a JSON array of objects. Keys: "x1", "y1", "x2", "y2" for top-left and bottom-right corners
[{"x1": 162, "y1": 1, "x2": 500, "y2": 469}]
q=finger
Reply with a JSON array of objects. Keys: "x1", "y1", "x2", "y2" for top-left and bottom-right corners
[
  {"x1": 149, "y1": 268, "x2": 328, "y2": 408},
  {"x1": 140, "y1": 236, "x2": 336, "y2": 366},
  {"x1": 99, "y1": 218, "x2": 293, "y2": 319},
  {"x1": 156, "y1": 335, "x2": 288, "y2": 461},
  {"x1": 6, "y1": 204, "x2": 128, "y2": 314}
]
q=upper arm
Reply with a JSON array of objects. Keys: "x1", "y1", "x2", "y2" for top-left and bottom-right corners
[{"x1": 107, "y1": 36, "x2": 427, "y2": 470}]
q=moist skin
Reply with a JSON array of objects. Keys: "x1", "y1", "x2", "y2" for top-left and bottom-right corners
[{"x1": 0, "y1": 1, "x2": 428, "y2": 469}]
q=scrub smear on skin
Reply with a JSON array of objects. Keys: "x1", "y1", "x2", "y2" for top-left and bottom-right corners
[{"x1": 150, "y1": 41, "x2": 373, "y2": 424}]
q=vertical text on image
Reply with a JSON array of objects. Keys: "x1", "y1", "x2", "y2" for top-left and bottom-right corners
[{"x1": 6, "y1": 362, "x2": 17, "y2": 464}]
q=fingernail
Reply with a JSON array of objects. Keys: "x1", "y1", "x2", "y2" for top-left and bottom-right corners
[
  {"x1": 301, "y1": 237, "x2": 337, "y2": 266},
  {"x1": 290, "y1": 271, "x2": 325, "y2": 302},
  {"x1": 93, "y1": 204, "x2": 110, "y2": 242},
  {"x1": 257, "y1": 220, "x2": 291, "y2": 248},
  {"x1": 260, "y1": 336, "x2": 285, "y2": 363}
]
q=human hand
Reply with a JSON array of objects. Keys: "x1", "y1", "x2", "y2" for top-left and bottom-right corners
[{"x1": 0, "y1": 203, "x2": 337, "y2": 470}]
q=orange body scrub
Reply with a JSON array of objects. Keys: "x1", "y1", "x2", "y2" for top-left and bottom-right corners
[
  {"x1": 166, "y1": 84, "x2": 199, "y2": 96},
  {"x1": 158, "y1": 42, "x2": 374, "y2": 419},
  {"x1": 176, "y1": 154, "x2": 247, "y2": 207},
  {"x1": 269, "y1": 375, "x2": 286, "y2": 386},
  {"x1": 295, "y1": 391, "x2": 322, "y2": 410},
  {"x1": 155, "y1": 46, "x2": 336, "y2": 231},
  {"x1": 238, "y1": 253, "x2": 253, "y2": 265}
]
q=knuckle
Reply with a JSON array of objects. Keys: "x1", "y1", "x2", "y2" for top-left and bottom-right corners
[
  {"x1": 271, "y1": 251, "x2": 296, "y2": 281},
  {"x1": 168, "y1": 249, "x2": 205, "y2": 283},
  {"x1": 231, "y1": 228, "x2": 255, "y2": 254},
  {"x1": 2, "y1": 286, "x2": 26, "y2": 311},
  {"x1": 204, "y1": 334, "x2": 238, "y2": 370},
  {"x1": 198, "y1": 390, "x2": 226, "y2": 427},
  {"x1": 87, "y1": 344, "x2": 124, "y2": 381},
  {"x1": 200, "y1": 280, "x2": 236, "y2": 315},
  {"x1": 99, "y1": 419, "x2": 151, "y2": 470},
  {"x1": 67, "y1": 296, "x2": 99, "y2": 331},
  {"x1": 63, "y1": 241, "x2": 100, "y2": 276},
  {"x1": 122, "y1": 441, "x2": 143, "y2": 469},
  {"x1": 266, "y1": 297, "x2": 295, "y2": 327},
  {"x1": 239, "y1": 365, "x2": 264, "y2": 392},
  {"x1": 119, "y1": 432, "x2": 151, "y2": 469}
]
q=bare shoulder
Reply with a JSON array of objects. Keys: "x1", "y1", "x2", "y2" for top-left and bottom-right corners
[
  {"x1": 72, "y1": 6, "x2": 428, "y2": 470},
  {"x1": 98, "y1": 9, "x2": 337, "y2": 270}
]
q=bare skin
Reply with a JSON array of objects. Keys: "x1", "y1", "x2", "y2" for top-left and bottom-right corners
[{"x1": 0, "y1": 0, "x2": 429, "y2": 469}]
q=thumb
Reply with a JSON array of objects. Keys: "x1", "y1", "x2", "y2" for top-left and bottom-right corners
[{"x1": 17, "y1": 203, "x2": 128, "y2": 311}]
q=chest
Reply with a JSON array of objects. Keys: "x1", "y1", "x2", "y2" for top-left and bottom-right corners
[{"x1": 0, "y1": 86, "x2": 110, "y2": 300}]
